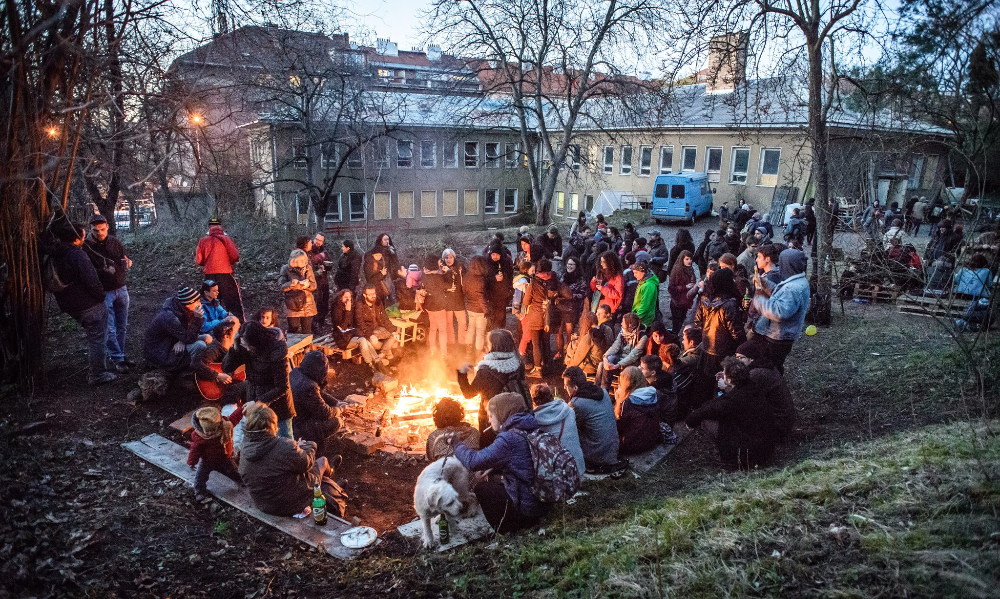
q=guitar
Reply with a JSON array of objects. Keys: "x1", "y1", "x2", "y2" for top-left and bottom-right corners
[{"x1": 195, "y1": 363, "x2": 246, "y2": 401}]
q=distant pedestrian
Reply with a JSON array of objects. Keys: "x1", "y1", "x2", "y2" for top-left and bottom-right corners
[
  {"x1": 84, "y1": 214, "x2": 134, "y2": 373},
  {"x1": 196, "y1": 218, "x2": 244, "y2": 322}
]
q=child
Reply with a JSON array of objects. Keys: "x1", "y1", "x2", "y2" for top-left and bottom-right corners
[{"x1": 188, "y1": 402, "x2": 252, "y2": 498}]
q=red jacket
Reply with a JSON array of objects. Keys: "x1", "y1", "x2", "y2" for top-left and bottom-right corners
[
  {"x1": 196, "y1": 226, "x2": 240, "y2": 274},
  {"x1": 590, "y1": 274, "x2": 623, "y2": 313},
  {"x1": 187, "y1": 404, "x2": 244, "y2": 467}
]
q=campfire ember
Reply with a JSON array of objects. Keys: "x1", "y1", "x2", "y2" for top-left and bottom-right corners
[{"x1": 377, "y1": 383, "x2": 480, "y2": 451}]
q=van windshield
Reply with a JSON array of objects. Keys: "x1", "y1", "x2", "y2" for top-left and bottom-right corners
[
  {"x1": 671, "y1": 185, "x2": 685, "y2": 199},
  {"x1": 654, "y1": 184, "x2": 669, "y2": 198}
]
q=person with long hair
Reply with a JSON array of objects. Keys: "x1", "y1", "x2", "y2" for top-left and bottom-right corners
[
  {"x1": 441, "y1": 248, "x2": 467, "y2": 348},
  {"x1": 554, "y1": 255, "x2": 588, "y2": 359},
  {"x1": 668, "y1": 250, "x2": 697, "y2": 333},
  {"x1": 693, "y1": 230, "x2": 713, "y2": 274},
  {"x1": 279, "y1": 249, "x2": 318, "y2": 334},
  {"x1": 666, "y1": 228, "x2": 695, "y2": 275},
  {"x1": 590, "y1": 250, "x2": 624, "y2": 314},
  {"x1": 457, "y1": 329, "x2": 530, "y2": 445},
  {"x1": 615, "y1": 366, "x2": 662, "y2": 455}
]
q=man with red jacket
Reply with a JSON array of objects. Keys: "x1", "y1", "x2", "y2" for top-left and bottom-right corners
[{"x1": 196, "y1": 218, "x2": 244, "y2": 322}]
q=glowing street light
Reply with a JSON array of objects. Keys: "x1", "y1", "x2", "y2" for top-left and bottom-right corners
[
  {"x1": 46, "y1": 126, "x2": 59, "y2": 138},
  {"x1": 189, "y1": 113, "x2": 204, "y2": 126}
]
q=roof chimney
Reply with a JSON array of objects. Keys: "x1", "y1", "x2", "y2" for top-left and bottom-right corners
[
  {"x1": 706, "y1": 32, "x2": 748, "y2": 94},
  {"x1": 376, "y1": 38, "x2": 398, "y2": 57},
  {"x1": 426, "y1": 44, "x2": 442, "y2": 61}
]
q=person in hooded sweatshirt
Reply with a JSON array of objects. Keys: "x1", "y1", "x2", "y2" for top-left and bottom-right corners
[
  {"x1": 631, "y1": 261, "x2": 660, "y2": 327},
  {"x1": 597, "y1": 313, "x2": 648, "y2": 390},
  {"x1": 290, "y1": 351, "x2": 344, "y2": 455},
  {"x1": 143, "y1": 286, "x2": 210, "y2": 374},
  {"x1": 751, "y1": 248, "x2": 811, "y2": 374},
  {"x1": 562, "y1": 366, "x2": 623, "y2": 473},
  {"x1": 615, "y1": 366, "x2": 662, "y2": 455},
  {"x1": 530, "y1": 383, "x2": 585, "y2": 476},
  {"x1": 457, "y1": 329, "x2": 530, "y2": 446},
  {"x1": 223, "y1": 321, "x2": 295, "y2": 439},
  {"x1": 195, "y1": 217, "x2": 244, "y2": 322},
  {"x1": 449, "y1": 392, "x2": 549, "y2": 533}
]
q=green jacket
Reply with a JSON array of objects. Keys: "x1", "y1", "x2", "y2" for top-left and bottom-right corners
[{"x1": 632, "y1": 273, "x2": 660, "y2": 326}]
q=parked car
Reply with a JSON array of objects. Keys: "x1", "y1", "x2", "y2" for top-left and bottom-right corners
[{"x1": 650, "y1": 172, "x2": 714, "y2": 225}]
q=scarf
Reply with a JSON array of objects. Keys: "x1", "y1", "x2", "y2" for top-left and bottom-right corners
[
  {"x1": 194, "y1": 406, "x2": 233, "y2": 447},
  {"x1": 476, "y1": 351, "x2": 521, "y2": 374}
]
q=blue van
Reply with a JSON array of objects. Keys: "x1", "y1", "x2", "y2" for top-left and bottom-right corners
[{"x1": 650, "y1": 173, "x2": 714, "y2": 225}]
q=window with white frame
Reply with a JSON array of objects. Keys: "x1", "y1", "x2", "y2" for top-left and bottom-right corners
[
  {"x1": 463, "y1": 189, "x2": 478, "y2": 215},
  {"x1": 397, "y1": 140, "x2": 413, "y2": 168},
  {"x1": 464, "y1": 141, "x2": 479, "y2": 167},
  {"x1": 349, "y1": 192, "x2": 366, "y2": 220},
  {"x1": 320, "y1": 142, "x2": 338, "y2": 169},
  {"x1": 555, "y1": 191, "x2": 565, "y2": 216},
  {"x1": 420, "y1": 140, "x2": 435, "y2": 168},
  {"x1": 705, "y1": 147, "x2": 723, "y2": 182},
  {"x1": 681, "y1": 146, "x2": 697, "y2": 171},
  {"x1": 659, "y1": 146, "x2": 673, "y2": 174},
  {"x1": 347, "y1": 147, "x2": 363, "y2": 169},
  {"x1": 570, "y1": 145, "x2": 581, "y2": 171},
  {"x1": 759, "y1": 148, "x2": 781, "y2": 186},
  {"x1": 603, "y1": 146, "x2": 614, "y2": 173},
  {"x1": 397, "y1": 191, "x2": 414, "y2": 218},
  {"x1": 372, "y1": 139, "x2": 389, "y2": 169},
  {"x1": 444, "y1": 142, "x2": 458, "y2": 168},
  {"x1": 504, "y1": 143, "x2": 519, "y2": 168},
  {"x1": 620, "y1": 145, "x2": 633, "y2": 175},
  {"x1": 504, "y1": 189, "x2": 518, "y2": 213},
  {"x1": 485, "y1": 189, "x2": 499, "y2": 214},
  {"x1": 639, "y1": 146, "x2": 653, "y2": 176},
  {"x1": 570, "y1": 192, "x2": 580, "y2": 212},
  {"x1": 485, "y1": 142, "x2": 501, "y2": 168},
  {"x1": 421, "y1": 190, "x2": 437, "y2": 217},
  {"x1": 730, "y1": 147, "x2": 750, "y2": 184},
  {"x1": 324, "y1": 193, "x2": 342, "y2": 222},
  {"x1": 443, "y1": 190, "x2": 458, "y2": 216},
  {"x1": 291, "y1": 138, "x2": 308, "y2": 169}
]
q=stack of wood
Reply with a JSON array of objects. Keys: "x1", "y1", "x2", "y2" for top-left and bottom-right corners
[{"x1": 310, "y1": 334, "x2": 357, "y2": 362}]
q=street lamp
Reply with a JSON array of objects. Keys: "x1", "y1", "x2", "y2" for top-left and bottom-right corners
[
  {"x1": 46, "y1": 126, "x2": 59, "y2": 138},
  {"x1": 189, "y1": 112, "x2": 204, "y2": 126}
]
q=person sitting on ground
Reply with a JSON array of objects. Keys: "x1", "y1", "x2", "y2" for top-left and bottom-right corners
[
  {"x1": 656, "y1": 344, "x2": 683, "y2": 423},
  {"x1": 355, "y1": 284, "x2": 400, "y2": 365},
  {"x1": 562, "y1": 366, "x2": 623, "y2": 473},
  {"x1": 685, "y1": 356, "x2": 784, "y2": 469},
  {"x1": 735, "y1": 340, "x2": 796, "y2": 442},
  {"x1": 615, "y1": 366, "x2": 662, "y2": 455},
  {"x1": 330, "y1": 288, "x2": 379, "y2": 368},
  {"x1": 200, "y1": 279, "x2": 240, "y2": 334},
  {"x1": 953, "y1": 253, "x2": 993, "y2": 299},
  {"x1": 457, "y1": 329, "x2": 529, "y2": 446},
  {"x1": 239, "y1": 403, "x2": 347, "y2": 518},
  {"x1": 644, "y1": 322, "x2": 676, "y2": 358},
  {"x1": 530, "y1": 383, "x2": 586, "y2": 476},
  {"x1": 253, "y1": 306, "x2": 285, "y2": 341},
  {"x1": 223, "y1": 321, "x2": 295, "y2": 439},
  {"x1": 425, "y1": 397, "x2": 480, "y2": 461},
  {"x1": 596, "y1": 313, "x2": 648, "y2": 390},
  {"x1": 640, "y1": 354, "x2": 674, "y2": 395},
  {"x1": 672, "y1": 327, "x2": 712, "y2": 424},
  {"x1": 192, "y1": 320, "x2": 243, "y2": 399},
  {"x1": 144, "y1": 286, "x2": 211, "y2": 374},
  {"x1": 564, "y1": 310, "x2": 607, "y2": 375},
  {"x1": 290, "y1": 351, "x2": 343, "y2": 456},
  {"x1": 449, "y1": 392, "x2": 549, "y2": 533},
  {"x1": 188, "y1": 402, "x2": 250, "y2": 499}
]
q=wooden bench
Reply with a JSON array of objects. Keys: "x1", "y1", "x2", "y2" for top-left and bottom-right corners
[
  {"x1": 853, "y1": 283, "x2": 898, "y2": 303},
  {"x1": 897, "y1": 293, "x2": 969, "y2": 319},
  {"x1": 286, "y1": 333, "x2": 313, "y2": 368}
]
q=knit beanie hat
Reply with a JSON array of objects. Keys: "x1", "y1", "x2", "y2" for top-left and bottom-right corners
[
  {"x1": 632, "y1": 261, "x2": 649, "y2": 273},
  {"x1": 194, "y1": 406, "x2": 233, "y2": 447},
  {"x1": 736, "y1": 340, "x2": 765, "y2": 363},
  {"x1": 177, "y1": 286, "x2": 200, "y2": 305},
  {"x1": 519, "y1": 225, "x2": 530, "y2": 235},
  {"x1": 488, "y1": 240, "x2": 503, "y2": 255},
  {"x1": 634, "y1": 250, "x2": 651, "y2": 264}
]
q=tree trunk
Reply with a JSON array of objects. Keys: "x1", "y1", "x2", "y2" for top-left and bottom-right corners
[{"x1": 807, "y1": 32, "x2": 833, "y2": 325}]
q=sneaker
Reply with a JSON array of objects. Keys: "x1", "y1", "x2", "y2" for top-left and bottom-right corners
[
  {"x1": 114, "y1": 362, "x2": 130, "y2": 374},
  {"x1": 88, "y1": 371, "x2": 117, "y2": 386},
  {"x1": 526, "y1": 367, "x2": 542, "y2": 378}
]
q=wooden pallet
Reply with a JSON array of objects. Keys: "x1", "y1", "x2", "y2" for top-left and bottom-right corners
[
  {"x1": 896, "y1": 293, "x2": 968, "y2": 319},
  {"x1": 854, "y1": 283, "x2": 898, "y2": 303}
]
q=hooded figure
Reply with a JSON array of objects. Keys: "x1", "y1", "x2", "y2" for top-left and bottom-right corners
[
  {"x1": 223, "y1": 321, "x2": 295, "y2": 426},
  {"x1": 751, "y1": 249, "x2": 811, "y2": 373},
  {"x1": 187, "y1": 404, "x2": 245, "y2": 495},
  {"x1": 532, "y1": 396, "x2": 586, "y2": 476},
  {"x1": 143, "y1": 295, "x2": 206, "y2": 371},
  {"x1": 290, "y1": 351, "x2": 343, "y2": 452},
  {"x1": 616, "y1": 368, "x2": 662, "y2": 455}
]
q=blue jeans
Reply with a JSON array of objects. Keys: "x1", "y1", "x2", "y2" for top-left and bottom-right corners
[
  {"x1": 75, "y1": 302, "x2": 109, "y2": 377},
  {"x1": 277, "y1": 419, "x2": 294, "y2": 440},
  {"x1": 105, "y1": 286, "x2": 130, "y2": 363}
]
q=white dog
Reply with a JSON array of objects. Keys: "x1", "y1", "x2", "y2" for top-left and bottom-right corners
[{"x1": 413, "y1": 456, "x2": 477, "y2": 549}]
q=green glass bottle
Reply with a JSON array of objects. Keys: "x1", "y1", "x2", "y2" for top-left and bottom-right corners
[
  {"x1": 438, "y1": 516, "x2": 450, "y2": 544},
  {"x1": 312, "y1": 483, "x2": 327, "y2": 527}
]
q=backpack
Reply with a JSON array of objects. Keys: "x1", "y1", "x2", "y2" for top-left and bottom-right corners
[
  {"x1": 41, "y1": 253, "x2": 69, "y2": 293},
  {"x1": 514, "y1": 426, "x2": 581, "y2": 503}
]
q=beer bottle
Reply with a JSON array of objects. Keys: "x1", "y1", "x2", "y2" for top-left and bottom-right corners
[
  {"x1": 312, "y1": 483, "x2": 327, "y2": 526},
  {"x1": 438, "y1": 516, "x2": 450, "y2": 545}
]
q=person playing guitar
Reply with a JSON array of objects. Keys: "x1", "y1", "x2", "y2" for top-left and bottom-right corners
[{"x1": 193, "y1": 320, "x2": 245, "y2": 400}]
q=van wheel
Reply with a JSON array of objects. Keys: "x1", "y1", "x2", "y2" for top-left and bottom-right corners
[
  {"x1": 654, "y1": 218, "x2": 664, "y2": 225},
  {"x1": 687, "y1": 214, "x2": 696, "y2": 226}
]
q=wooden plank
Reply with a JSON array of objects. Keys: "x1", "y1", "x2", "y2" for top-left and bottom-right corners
[
  {"x1": 396, "y1": 507, "x2": 493, "y2": 552},
  {"x1": 122, "y1": 434, "x2": 363, "y2": 560},
  {"x1": 169, "y1": 411, "x2": 195, "y2": 434}
]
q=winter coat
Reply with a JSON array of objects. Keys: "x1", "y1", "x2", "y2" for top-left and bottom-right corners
[
  {"x1": 647, "y1": 241, "x2": 670, "y2": 279},
  {"x1": 421, "y1": 271, "x2": 449, "y2": 312},
  {"x1": 620, "y1": 271, "x2": 639, "y2": 319},
  {"x1": 485, "y1": 254, "x2": 515, "y2": 307},
  {"x1": 143, "y1": 297, "x2": 205, "y2": 370},
  {"x1": 442, "y1": 263, "x2": 466, "y2": 312},
  {"x1": 196, "y1": 226, "x2": 240, "y2": 274},
  {"x1": 668, "y1": 268, "x2": 696, "y2": 312},
  {"x1": 954, "y1": 267, "x2": 992, "y2": 298},
  {"x1": 290, "y1": 352, "x2": 342, "y2": 445},
  {"x1": 222, "y1": 335, "x2": 294, "y2": 421},
  {"x1": 187, "y1": 404, "x2": 244, "y2": 467},
  {"x1": 51, "y1": 242, "x2": 106, "y2": 317},
  {"x1": 464, "y1": 264, "x2": 489, "y2": 314},
  {"x1": 686, "y1": 378, "x2": 783, "y2": 468},
  {"x1": 539, "y1": 233, "x2": 563, "y2": 258},
  {"x1": 239, "y1": 431, "x2": 345, "y2": 517},
  {"x1": 632, "y1": 274, "x2": 661, "y2": 327},
  {"x1": 751, "y1": 364, "x2": 796, "y2": 441},
  {"x1": 453, "y1": 412, "x2": 545, "y2": 517},
  {"x1": 355, "y1": 297, "x2": 393, "y2": 339},
  {"x1": 334, "y1": 249, "x2": 363, "y2": 291},
  {"x1": 84, "y1": 233, "x2": 128, "y2": 290},
  {"x1": 695, "y1": 297, "x2": 746, "y2": 358},
  {"x1": 707, "y1": 238, "x2": 729, "y2": 262},
  {"x1": 617, "y1": 386, "x2": 661, "y2": 455},
  {"x1": 458, "y1": 351, "x2": 529, "y2": 432},
  {"x1": 330, "y1": 300, "x2": 357, "y2": 349},
  {"x1": 279, "y1": 264, "x2": 318, "y2": 318},
  {"x1": 666, "y1": 241, "x2": 696, "y2": 276},
  {"x1": 308, "y1": 246, "x2": 330, "y2": 283},
  {"x1": 564, "y1": 326, "x2": 607, "y2": 374},
  {"x1": 604, "y1": 329, "x2": 649, "y2": 370},
  {"x1": 533, "y1": 400, "x2": 586, "y2": 476},
  {"x1": 591, "y1": 274, "x2": 624, "y2": 313},
  {"x1": 200, "y1": 298, "x2": 232, "y2": 333},
  {"x1": 753, "y1": 251, "x2": 811, "y2": 342},
  {"x1": 556, "y1": 273, "x2": 589, "y2": 319},
  {"x1": 522, "y1": 273, "x2": 558, "y2": 330},
  {"x1": 569, "y1": 382, "x2": 620, "y2": 468}
]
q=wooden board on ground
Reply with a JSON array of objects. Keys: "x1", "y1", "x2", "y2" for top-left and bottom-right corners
[
  {"x1": 169, "y1": 410, "x2": 195, "y2": 433},
  {"x1": 396, "y1": 507, "x2": 493, "y2": 552},
  {"x1": 122, "y1": 433, "x2": 364, "y2": 560},
  {"x1": 628, "y1": 441, "x2": 679, "y2": 473},
  {"x1": 897, "y1": 293, "x2": 968, "y2": 319}
]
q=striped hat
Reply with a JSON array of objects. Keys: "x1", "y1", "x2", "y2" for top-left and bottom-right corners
[{"x1": 177, "y1": 286, "x2": 200, "y2": 305}]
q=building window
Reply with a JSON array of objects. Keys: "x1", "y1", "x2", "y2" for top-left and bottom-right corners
[
  {"x1": 682, "y1": 146, "x2": 697, "y2": 171},
  {"x1": 603, "y1": 146, "x2": 614, "y2": 174},
  {"x1": 397, "y1": 191, "x2": 414, "y2": 218},
  {"x1": 569, "y1": 145, "x2": 581, "y2": 171},
  {"x1": 908, "y1": 155, "x2": 925, "y2": 189},
  {"x1": 639, "y1": 146, "x2": 653, "y2": 176},
  {"x1": 659, "y1": 146, "x2": 673, "y2": 174},
  {"x1": 324, "y1": 193, "x2": 341, "y2": 223},
  {"x1": 730, "y1": 147, "x2": 750, "y2": 184},
  {"x1": 444, "y1": 142, "x2": 458, "y2": 168},
  {"x1": 349, "y1": 192, "x2": 366, "y2": 221},
  {"x1": 570, "y1": 192, "x2": 580, "y2": 212},
  {"x1": 586, "y1": 194, "x2": 594, "y2": 211},
  {"x1": 372, "y1": 139, "x2": 389, "y2": 169},
  {"x1": 347, "y1": 147, "x2": 363, "y2": 169},
  {"x1": 464, "y1": 141, "x2": 479, "y2": 168},
  {"x1": 620, "y1": 146, "x2": 633, "y2": 175},
  {"x1": 705, "y1": 147, "x2": 723, "y2": 182},
  {"x1": 421, "y1": 190, "x2": 437, "y2": 217},
  {"x1": 485, "y1": 142, "x2": 501, "y2": 168},
  {"x1": 320, "y1": 142, "x2": 338, "y2": 169},
  {"x1": 463, "y1": 189, "x2": 478, "y2": 215},
  {"x1": 555, "y1": 191, "x2": 565, "y2": 216},
  {"x1": 485, "y1": 189, "x2": 499, "y2": 214},
  {"x1": 420, "y1": 140, "x2": 436, "y2": 168},
  {"x1": 373, "y1": 191, "x2": 391, "y2": 220},
  {"x1": 397, "y1": 140, "x2": 413, "y2": 168},
  {"x1": 504, "y1": 189, "x2": 518, "y2": 213},
  {"x1": 505, "y1": 143, "x2": 519, "y2": 168},
  {"x1": 291, "y1": 138, "x2": 308, "y2": 169},
  {"x1": 759, "y1": 148, "x2": 781, "y2": 186},
  {"x1": 443, "y1": 190, "x2": 458, "y2": 216}
]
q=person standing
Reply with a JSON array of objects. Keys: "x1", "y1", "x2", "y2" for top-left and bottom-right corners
[
  {"x1": 279, "y1": 249, "x2": 318, "y2": 334},
  {"x1": 52, "y1": 223, "x2": 116, "y2": 385},
  {"x1": 84, "y1": 214, "x2": 133, "y2": 373},
  {"x1": 422, "y1": 254, "x2": 450, "y2": 357},
  {"x1": 751, "y1": 249, "x2": 811, "y2": 374},
  {"x1": 518, "y1": 258, "x2": 559, "y2": 377},
  {"x1": 485, "y1": 240, "x2": 514, "y2": 330},
  {"x1": 223, "y1": 322, "x2": 295, "y2": 439},
  {"x1": 463, "y1": 256, "x2": 490, "y2": 357},
  {"x1": 334, "y1": 239, "x2": 363, "y2": 292},
  {"x1": 308, "y1": 233, "x2": 331, "y2": 332},
  {"x1": 441, "y1": 248, "x2": 467, "y2": 350},
  {"x1": 631, "y1": 261, "x2": 660, "y2": 328},
  {"x1": 196, "y1": 218, "x2": 244, "y2": 322}
]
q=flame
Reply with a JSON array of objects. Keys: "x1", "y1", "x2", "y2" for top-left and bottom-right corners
[{"x1": 380, "y1": 382, "x2": 481, "y2": 450}]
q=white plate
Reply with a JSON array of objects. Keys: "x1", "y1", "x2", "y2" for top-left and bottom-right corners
[{"x1": 340, "y1": 526, "x2": 377, "y2": 548}]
